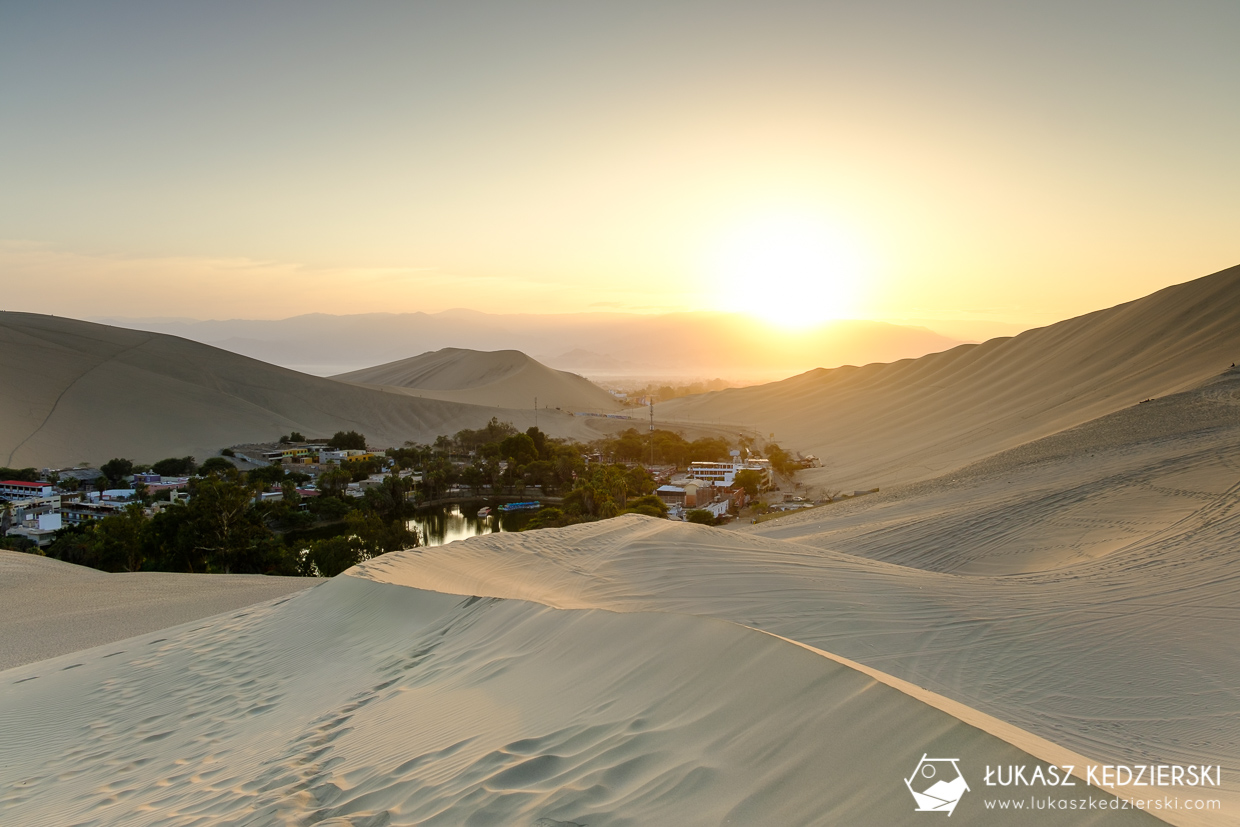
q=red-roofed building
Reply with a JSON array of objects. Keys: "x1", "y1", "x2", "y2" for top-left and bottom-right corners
[{"x1": 0, "y1": 480, "x2": 55, "y2": 500}]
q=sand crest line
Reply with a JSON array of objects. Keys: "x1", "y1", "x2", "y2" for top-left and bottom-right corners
[
  {"x1": 342, "y1": 571, "x2": 1174, "y2": 824},
  {"x1": 752, "y1": 629, "x2": 1162, "y2": 817}
]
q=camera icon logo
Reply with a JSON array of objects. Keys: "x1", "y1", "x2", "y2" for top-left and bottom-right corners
[{"x1": 905, "y1": 754, "x2": 969, "y2": 815}]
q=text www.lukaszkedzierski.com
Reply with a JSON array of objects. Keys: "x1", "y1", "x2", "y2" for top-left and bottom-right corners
[{"x1": 983, "y1": 796, "x2": 1220, "y2": 812}]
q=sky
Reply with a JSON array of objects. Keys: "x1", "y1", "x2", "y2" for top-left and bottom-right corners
[{"x1": 1, "y1": 0, "x2": 1236, "y2": 329}]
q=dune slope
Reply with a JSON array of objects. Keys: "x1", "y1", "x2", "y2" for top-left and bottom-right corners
[
  {"x1": 357, "y1": 371, "x2": 1240, "y2": 827},
  {"x1": 334, "y1": 347, "x2": 623, "y2": 412},
  {"x1": 0, "y1": 313, "x2": 601, "y2": 466},
  {"x1": 0, "y1": 551, "x2": 320, "y2": 670},
  {"x1": 751, "y1": 368, "x2": 1240, "y2": 574},
  {"x1": 0, "y1": 575, "x2": 1159, "y2": 826},
  {"x1": 662, "y1": 264, "x2": 1240, "y2": 488}
]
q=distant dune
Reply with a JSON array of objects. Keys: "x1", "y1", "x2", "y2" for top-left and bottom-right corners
[
  {"x1": 0, "y1": 313, "x2": 609, "y2": 467},
  {"x1": 664, "y1": 264, "x2": 1240, "y2": 489},
  {"x1": 333, "y1": 347, "x2": 623, "y2": 413}
]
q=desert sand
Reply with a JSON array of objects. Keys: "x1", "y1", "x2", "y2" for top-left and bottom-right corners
[
  {"x1": 2, "y1": 571, "x2": 1162, "y2": 826},
  {"x1": 343, "y1": 368, "x2": 1240, "y2": 823},
  {"x1": 334, "y1": 347, "x2": 624, "y2": 413},
  {"x1": 0, "y1": 550, "x2": 320, "y2": 670},
  {"x1": 0, "y1": 313, "x2": 624, "y2": 467},
  {"x1": 3, "y1": 269, "x2": 1238, "y2": 824}
]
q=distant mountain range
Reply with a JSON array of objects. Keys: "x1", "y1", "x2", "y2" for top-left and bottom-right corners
[{"x1": 88, "y1": 311, "x2": 969, "y2": 382}]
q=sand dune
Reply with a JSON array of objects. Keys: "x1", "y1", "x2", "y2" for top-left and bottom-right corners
[
  {"x1": 349, "y1": 373, "x2": 1240, "y2": 823},
  {"x1": 663, "y1": 264, "x2": 1240, "y2": 490},
  {"x1": 0, "y1": 551, "x2": 318, "y2": 670},
  {"x1": 0, "y1": 313, "x2": 612, "y2": 467},
  {"x1": 353, "y1": 509, "x2": 1236, "y2": 824},
  {"x1": 334, "y1": 347, "x2": 623, "y2": 413},
  {"x1": 0, "y1": 574, "x2": 1160, "y2": 825},
  {"x1": 752, "y1": 368, "x2": 1240, "y2": 574}
]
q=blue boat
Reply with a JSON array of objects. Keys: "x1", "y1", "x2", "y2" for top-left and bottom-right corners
[{"x1": 498, "y1": 501, "x2": 541, "y2": 512}]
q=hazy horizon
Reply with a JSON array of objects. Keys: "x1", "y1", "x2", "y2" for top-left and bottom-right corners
[
  {"x1": 85, "y1": 306, "x2": 1031, "y2": 340},
  {"x1": 73, "y1": 307, "x2": 991, "y2": 382}
]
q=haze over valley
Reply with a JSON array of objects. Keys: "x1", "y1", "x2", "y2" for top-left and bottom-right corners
[{"x1": 92, "y1": 310, "x2": 971, "y2": 383}]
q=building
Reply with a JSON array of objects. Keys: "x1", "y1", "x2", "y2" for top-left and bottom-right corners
[
  {"x1": 261, "y1": 444, "x2": 328, "y2": 464},
  {"x1": 655, "y1": 485, "x2": 687, "y2": 507},
  {"x1": 5, "y1": 522, "x2": 60, "y2": 547},
  {"x1": 45, "y1": 467, "x2": 102, "y2": 486},
  {"x1": 61, "y1": 501, "x2": 128, "y2": 525},
  {"x1": 0, "y1": 480, "x2": 55, "y2": 500},
  {"x1": 343, "y1": 451, "x2": 386, "y2": 464},
  {"x1": 5, "y1": 495, "x2": 59, "y2": 523},
  {"x1": 686, "y1": 459, "x2": 771, "y2": 488},
  {"x1": 681, "y1": 479, "x2": 711, "y2": 507},
  {"x1": 147, "y1": 476, "x2": 191, "y2": 494},
  {"x1": 318, "y1": 449, "x2": 348, "y2": 463}
]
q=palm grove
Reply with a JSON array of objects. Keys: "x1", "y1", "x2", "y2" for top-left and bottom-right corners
[{"x1": 11, "y1": 421, "x2": 784, "y2": 578}]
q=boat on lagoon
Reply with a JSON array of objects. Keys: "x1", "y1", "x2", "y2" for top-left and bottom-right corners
[
  {"x1": 477, "y1": 506, "x2": 492, "y2": 518},
  {"x1": 498, "y1": 501, "x2": 541, "y2": 512}
]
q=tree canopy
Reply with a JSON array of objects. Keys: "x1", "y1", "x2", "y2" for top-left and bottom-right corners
[
  {"x1": 0, "y1": 467, "x2": 38, "y2": 482},
  {"x1": 198, "y1": 457, "x2": 235, "y2": 476},
  {"x1": 733, "y1": 469, "x2": 766, "y2": 498},
  {"x1": 100, "y1": 458, "x2": 134, "y2": 484},
  {"x1": 151, "y1": 456, "x2": 197, "y2": 477},
  {"x1": 454, "y1": 417, "x2": 517, "y2": 452},
  {"x1": 327, "y1": 430, "x2": 367, "y2": 450},
  {"x1": 594, "y1": 428, "x2": 732, "y2": 466}
]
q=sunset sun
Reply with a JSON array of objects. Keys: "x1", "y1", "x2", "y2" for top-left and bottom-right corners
[{"x1": 710, "y1": 213, "x2": 868, "y2": 328}]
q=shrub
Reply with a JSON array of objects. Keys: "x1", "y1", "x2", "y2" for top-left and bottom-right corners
[{"x1": 686, "y1": 509, "x2": 717, "y2": 525}]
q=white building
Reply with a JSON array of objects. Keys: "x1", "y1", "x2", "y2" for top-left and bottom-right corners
[
  {"x1": 318, "y1": 449, "x2": 367, "y2": 464},
  {"x1": 3, "y1": 501, "x2": 63, "y2": 547},
  {"x1": 686, "y1": 459, "x2": 771, "y2": 488}
]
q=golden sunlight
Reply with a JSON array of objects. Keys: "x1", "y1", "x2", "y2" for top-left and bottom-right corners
[{"x1": 709, "y1": 213, "x2": 868, "y2": 328}]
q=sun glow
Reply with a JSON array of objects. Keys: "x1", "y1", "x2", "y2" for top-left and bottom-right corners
[{"x1": 708, "y1": 213, "x2": 870, "y2": 328}]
